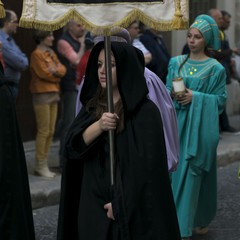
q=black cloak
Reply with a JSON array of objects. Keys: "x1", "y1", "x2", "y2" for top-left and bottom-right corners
[
  {"x1": 0, "y1": 63, "x2": 35, "y2": 240},
  {"x1": 57, "y1": 42, "x2": 180, "y2": 240}
]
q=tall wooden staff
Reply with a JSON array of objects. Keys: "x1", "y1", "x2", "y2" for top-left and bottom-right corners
[{"x1": 104, "y1": 35, "x2": 115, "y2": 186}]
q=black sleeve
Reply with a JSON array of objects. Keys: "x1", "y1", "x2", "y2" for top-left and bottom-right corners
[{"x1": 64, "y1": 107, "x2": 101, "y2": 160}]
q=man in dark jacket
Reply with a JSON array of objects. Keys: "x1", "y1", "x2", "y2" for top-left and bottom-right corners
[
  {"x1": 140, "y1": 28, "x2": 170, "y2": 84},
  {"x1": 57, "y1": 20, "x2": 85, "y2": 168},
  {"x1": 208, "y1": 9, "x2": 237, "y2": 132}
]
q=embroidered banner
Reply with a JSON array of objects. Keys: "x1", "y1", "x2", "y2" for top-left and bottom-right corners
[{"x1": 20, "y1": 0, "x2": 189, "y2": 33}]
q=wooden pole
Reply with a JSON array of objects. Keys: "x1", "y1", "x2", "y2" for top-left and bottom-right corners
[{"x1": 104, "y1": 35, "x2": 115, "y2": 186}]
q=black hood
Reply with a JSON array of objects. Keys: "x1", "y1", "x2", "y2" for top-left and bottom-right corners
[{"x1": 80, "y1": 41, "x2": 148, "y2": 115}]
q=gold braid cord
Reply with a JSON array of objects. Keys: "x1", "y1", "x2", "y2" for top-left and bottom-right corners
[
  {"x1": 0, "y1": 0, "x2": 5, "y2": 18},
  {"x1": 19, "y1": 0, "x2": 189, "y2": 33},
  {"x1": 172, "y1": 0, "x2": 186, "y2": 29}
]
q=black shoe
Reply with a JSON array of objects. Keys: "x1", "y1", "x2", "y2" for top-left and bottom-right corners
[{"x1": 222, "y1": 126, "x2": 237, "y2": 133}]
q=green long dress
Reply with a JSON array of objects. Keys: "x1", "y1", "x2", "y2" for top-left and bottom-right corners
[{"x1": 166, "y1": 55, "x2": 227, "y2": 237}]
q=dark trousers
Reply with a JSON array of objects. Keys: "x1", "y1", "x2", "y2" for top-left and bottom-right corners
[
  {"x1": 59, "y1": 90, "x2": 77, "y2": 168},
  {"x1": 219, "y1": 108, "x2": 230, "y2": 131}
]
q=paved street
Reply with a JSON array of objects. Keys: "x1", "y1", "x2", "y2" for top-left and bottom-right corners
[
  {"x1": 33, "y1": 160, "x2": 240, "y2": 240},
  {"x1": 192, "y1": 160, "x2": 240, "y2": 240},
  {"x1": 33, "y1": 205, "x2": 58, "y2": 240}
]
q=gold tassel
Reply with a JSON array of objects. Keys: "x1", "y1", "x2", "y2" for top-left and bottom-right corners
[
  {"x1": 171, "y1": 0, "x2": 186, "y2": 30},
  {"x1": 0, "y1": 0, "x2": 5, "y2": 19}
]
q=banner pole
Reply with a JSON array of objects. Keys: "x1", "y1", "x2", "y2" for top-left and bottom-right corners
[{"x1": 104, "y1": 35, "x2": 115, "y2": 186}]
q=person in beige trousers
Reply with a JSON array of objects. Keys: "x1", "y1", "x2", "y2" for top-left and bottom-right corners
[{"x1": 30, "y1": 30, "x2": 66, "y2": 178}]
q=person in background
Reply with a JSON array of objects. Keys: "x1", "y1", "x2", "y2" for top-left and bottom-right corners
[
  {"x1": 76, "y1": 31, "x2": 94, "y2": 88},
  {"x1": 208, "y1": 8, "x2": 237, "y2": 133},
  {"x1": 0, "y1": 9, "x2": 28, "y2": 101},
  {"x1": 127, "y1": 20, "x2": 152, "y2": 64},
  {"x1": 166, "y1": 15, "x2": 227, "y2": 239},
  {"x1": 30, "y1": 30, "x2": 66, "y2": 178},
  {"x1": 57, "y1": 40, "x2": 181, "y2": 240},
  {"x1": 0, "y1": 61, "x2": 35, "y2": 239},
  {"x1": 57, "y1": 20, "x2": 85, "y2": 169},
  {"x1": 140, "y1": 27, "x2": 170, "y2": 84}
]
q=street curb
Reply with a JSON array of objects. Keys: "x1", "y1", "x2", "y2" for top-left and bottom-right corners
[
  {"x1": 217, "y1": 148, "x2": 240, "y2": 167},
  {"x1": 29, "y1": 175, "x2": 61, "y2": 210},
  {"x1": 24, "y1": 141, "x2": 61, "y2": 210}
]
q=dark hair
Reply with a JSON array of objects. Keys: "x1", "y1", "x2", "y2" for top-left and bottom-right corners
[
  {"x1": 221, "y1": 10, "x2": 231, "y2": 18},
  {"x1": 0, "y1": 10, "x2": 13, "y2": 28},
  {"x1": 33, "y1": 30, "x2": 52, "y2": 44}
]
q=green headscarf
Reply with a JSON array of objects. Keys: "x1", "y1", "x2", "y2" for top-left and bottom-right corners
[{"x1": 190, "y1": 14, "x2": 221, "y2": 50}]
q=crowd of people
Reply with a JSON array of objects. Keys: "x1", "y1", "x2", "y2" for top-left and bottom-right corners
[{"x1": 0, "y1": 6, "x2": 239, "y2": 240}]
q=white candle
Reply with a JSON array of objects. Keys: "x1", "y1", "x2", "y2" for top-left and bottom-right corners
[{"x1": 172, "y1": 77, "x2": 186, "y2": 95}]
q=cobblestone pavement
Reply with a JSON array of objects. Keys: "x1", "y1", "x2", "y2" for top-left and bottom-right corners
[{"x1": 33, "y1": 161, "x2": 240, "y2": 240}]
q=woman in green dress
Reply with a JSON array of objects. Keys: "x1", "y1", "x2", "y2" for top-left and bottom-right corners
[{"x1": 166, "y1": 15, "x2": 227, "y2": 240}]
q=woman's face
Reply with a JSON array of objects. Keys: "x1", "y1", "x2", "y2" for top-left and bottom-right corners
[
  {"x1": 42, "y1": 32, "x2": 54, "y2": 47},
  {"x1": 98, "y1": 49, "x2": 117, "y2": 89},
  {"x1": 128, "y1": 22, "x2": 140, "y2": 40},
  {"x1": 187, "y1": 28, "x2": 205, "y2": 54}
]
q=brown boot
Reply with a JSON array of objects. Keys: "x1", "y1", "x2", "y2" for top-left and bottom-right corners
[
  {"x1": 34, "y1": 158, "x2": 56, "y2": 178},
  {"x1": 195, "y1": 227, "x2": 209, "y2": 235}
]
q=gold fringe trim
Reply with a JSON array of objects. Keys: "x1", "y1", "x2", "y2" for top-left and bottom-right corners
[
  {"x1": 20, "y1": 8, "x2": 188, "y2": 34},
  {"x1": 171, "y1": 0, "x2": 186, "y2": 30},
  {"x1": 0, "y1": 1, "x2": 5, "y2": 19}
]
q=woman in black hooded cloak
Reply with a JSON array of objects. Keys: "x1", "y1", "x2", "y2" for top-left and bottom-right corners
[
  {"x1": 0, "y1": 62, "x2": 35, "y2": 239},
  {"x1": 57, "y1": 41, "x2": 180, "y2": 240}
]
